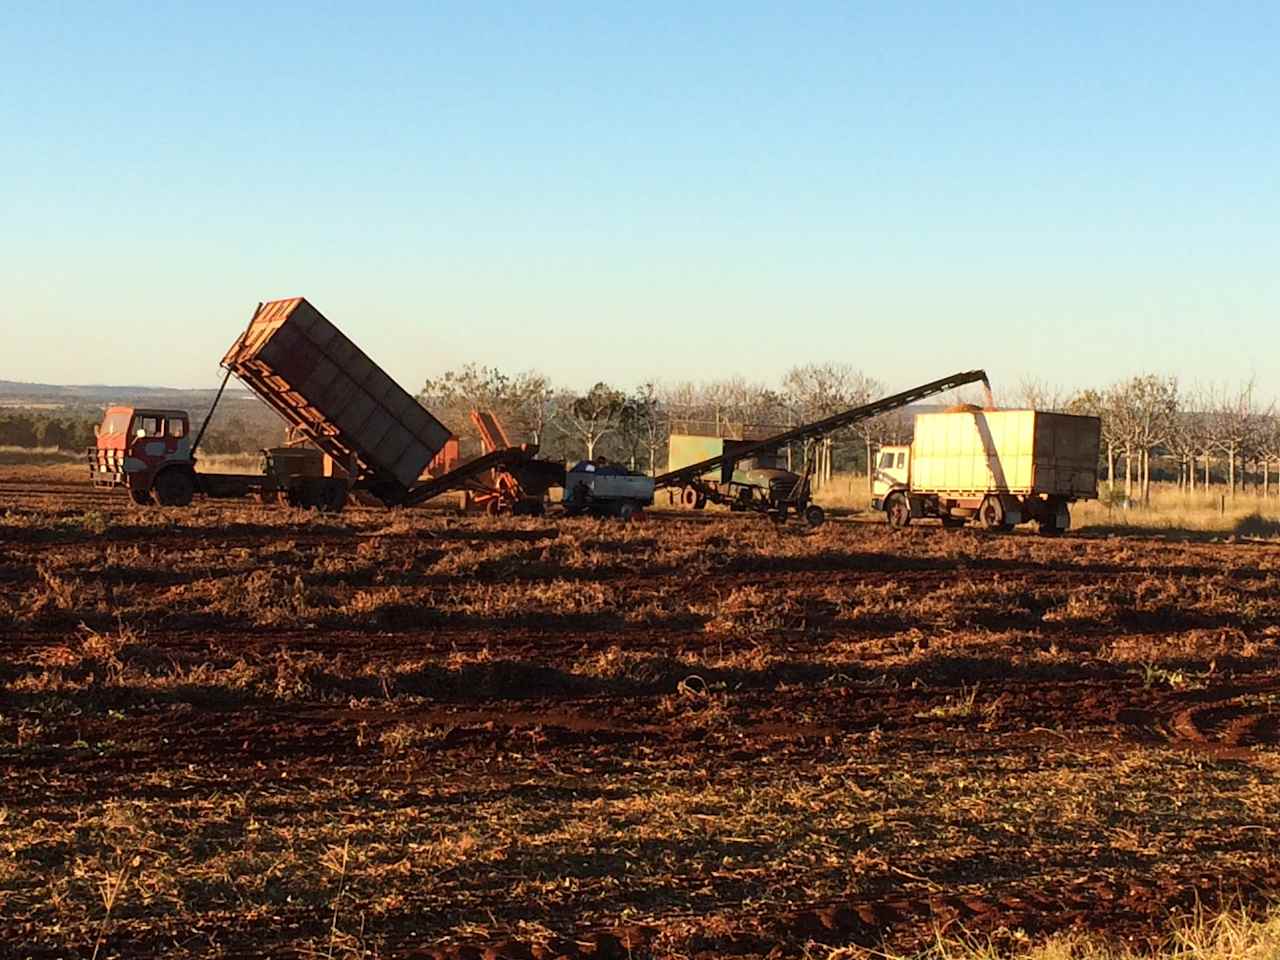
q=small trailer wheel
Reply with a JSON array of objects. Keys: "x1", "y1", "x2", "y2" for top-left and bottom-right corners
[{"x1": 804, "y1": 505, "x2": 826, "y2": 528}]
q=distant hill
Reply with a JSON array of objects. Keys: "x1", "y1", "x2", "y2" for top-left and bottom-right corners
[{"x1": 0, "y1": 379, "x2": 257, "y2": 409}]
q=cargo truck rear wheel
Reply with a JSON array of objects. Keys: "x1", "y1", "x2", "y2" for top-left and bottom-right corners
[
  {"x1": 886, "y1": 492, "x2": 911, "y2": 528},
  {"x1": 154, "y1": 469, "x2": 195, "y2": 507}
]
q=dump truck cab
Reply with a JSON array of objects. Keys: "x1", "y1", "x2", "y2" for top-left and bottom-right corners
[{"x1": 89, "y1": 406, "x2": 195, "y2": 504}]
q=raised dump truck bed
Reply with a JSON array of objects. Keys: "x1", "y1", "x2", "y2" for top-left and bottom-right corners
[{"x1": 222, "y1": 298, "x2": 453, "y2": 497}]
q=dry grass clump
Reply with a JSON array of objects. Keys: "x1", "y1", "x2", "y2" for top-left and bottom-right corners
[
  {"x1": 853, "y1": 907, "x2": 1280, "y2": 960},
  {"x1": 1074, "y1": 485, "x2": 1280, "y2": 534}
]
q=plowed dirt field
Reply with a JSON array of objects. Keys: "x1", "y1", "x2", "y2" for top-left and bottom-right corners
[{"x1": 3, "y1": 470, "x2": 1279, "y2": 958}]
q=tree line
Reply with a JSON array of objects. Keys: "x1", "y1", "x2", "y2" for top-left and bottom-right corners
[
  {"x1": 0, "y1": 411, "x2": 98, "y2": 451},
  {"x1": 0, "y1": 408, "x2": 284, "y2": 457},
  {"x1": 1033, "y1": 376, "x2": 1280, "y2": 503}
]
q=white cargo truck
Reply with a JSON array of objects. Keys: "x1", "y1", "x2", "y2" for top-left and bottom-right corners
[{"x1": 871, "y1": 409, "x2": 1101, "y2": 535}]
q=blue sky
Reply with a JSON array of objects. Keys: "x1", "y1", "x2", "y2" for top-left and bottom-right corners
[{"x1": 3, "y1": 2, "x2": 1277, "y2": 398}]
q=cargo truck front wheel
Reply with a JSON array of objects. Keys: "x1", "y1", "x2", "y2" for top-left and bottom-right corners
[
  {"x1": 154, "y1": 468, "x2": 195, "y2": 507},
  {"x1": 979, "y1": 495, "x2": 1011, "y2": 531},
  {"x1": 886, "y1": 492, "x2": 911, "y2": 528}
]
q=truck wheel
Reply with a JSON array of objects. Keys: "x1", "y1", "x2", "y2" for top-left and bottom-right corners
[
  {"x1": 886, "y1": 492, "x2": 911, "y2": 528},
  {"x1": 804, "y1": 505, "x2": 826, "y2": 528},
  {"x1": 978, "y1": 495, "x2": 1006, "y2": 531},
  {"x1": 618, "y1": 502, "x2": 636, "y2": 523},
  {"x1": 317, "y1": 481, "x2": 348, "y2": 514},
  {"x1": 154, "y1": 469, "x2": 195, "y2": 507},
  {"x1": 130, "y1": 488, "x2": 154, "y2": 506}
]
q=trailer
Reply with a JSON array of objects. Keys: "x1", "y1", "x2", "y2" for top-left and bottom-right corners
[
  {"x1": 665, "y1": 434, "x2": 798, "y2": 513},
  {"x1": 653, "y1": 370, "x2": 993, "y2": 526},
  {"x1": 562, "y1": 460, "x2": 655, "y2": 520},
  {"x1": 871, "y1": 408, "x2": 1101, "y2": 534},
  {"x1": 89, "y1": 298, "x2": 539, "y2": 511}
]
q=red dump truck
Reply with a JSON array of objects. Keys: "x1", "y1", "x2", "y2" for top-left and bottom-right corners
[{"x1": 89, "y1": 298, "x2": 541, "y2": 511}]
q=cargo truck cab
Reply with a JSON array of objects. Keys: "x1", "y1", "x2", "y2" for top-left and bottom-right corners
[{"x1": 871, "y1": 446, "x2": 910, "y2": 501}]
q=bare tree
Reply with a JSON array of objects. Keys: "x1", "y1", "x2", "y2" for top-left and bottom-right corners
[
  {"x1": 1012, "y1": 377, "x2": 1068, "y2": 412},
  {"x1": 419, "y1": 364, "x2": 557, "y2": 454},
  {"x1": 782, "y1": 363, "x2": 877, "y2": 489},
  {"x1": 1259, "y1": 415, "x2": 1280, "y2": 498},
  {"x1": 1124, "y1": 375, "x2": 1178, "y2": 505},
  {"x1": 510, "y1": 372, "x2": 555, "y2": 446},
  {"x1": 616, "y1": 383, "x2": 668, "y2": 473},
  {"x1": 562, "y1": 382, "x2": 627, "y2": 461},
  {"x1": 1208, "y1": 380, "x2": 1265, "y2": 497}
]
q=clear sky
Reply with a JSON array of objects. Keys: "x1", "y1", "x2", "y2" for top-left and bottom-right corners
[{"x1": 3, "y1": 2, "x2": 1277, "y2": 398}]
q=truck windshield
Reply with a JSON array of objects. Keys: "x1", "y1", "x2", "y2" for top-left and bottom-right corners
[
  {"x1": 101, "y1": 412, "x2": 131, "y2": 435},
  {"x1": 879, "y1": 452, "x2": 895, "y2": 469}
]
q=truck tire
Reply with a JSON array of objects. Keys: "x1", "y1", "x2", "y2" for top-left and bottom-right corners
[
  {"x1": 618, "y1": 502, "x2": 636, "y2": 523},
  {"x1": 978, "y1": 495, "x2": 1012, "y2": 531},
  {"x1": 130, "y1": 488, "x2": 154, "y2": 506},
  {"x1": 317, "y1": 481, "x2": 348, "y2": 514},
  {"x1": 886, "y1": 492, "x2": 911, "y2": 528},
  {"x1": 804, "y1": 505, "x2": 826, "y2": 528},
  {"x1": 154, "y1": 468, "x2": 195, "y2": 507}
]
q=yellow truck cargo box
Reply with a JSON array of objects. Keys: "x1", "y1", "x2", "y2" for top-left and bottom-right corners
[
  {"x1": 910, "y1": 410, "x2": 1100, "y2": 499},
  {"x1": 667, "y1": 434, "x2": 726, "y2": 475}
]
